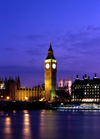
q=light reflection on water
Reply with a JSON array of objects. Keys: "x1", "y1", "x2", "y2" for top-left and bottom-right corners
[
  {"x1": 39, "y1": 110, "x2": 45, "y2": 133},
  {"x1": 0, "y1": 111, "x2": 4, "y2": 116},
  {"x1": 39, "y1": 110, "x2": 63, "y2": 139},
  {"x1": 4, "y1": 116, "x2": 12, "y2": 139},
  {"x1": 0, "y1": 110, "x2": 100, "y2": 139},
  {"x1": 23, "y1": 110, "x2": 32, "y2": 138}
]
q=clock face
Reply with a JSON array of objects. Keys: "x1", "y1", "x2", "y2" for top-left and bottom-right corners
[
  {"x1": 46, "y1": 63, "x2": 50, "y2": 69},
  {"x1": 52, "y1": 63, "x2": 56, "y2": 69}
]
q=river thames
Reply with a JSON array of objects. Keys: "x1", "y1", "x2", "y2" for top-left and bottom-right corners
[{"x1": 0, "y1": 110, "x2": 100, "y2": 139}]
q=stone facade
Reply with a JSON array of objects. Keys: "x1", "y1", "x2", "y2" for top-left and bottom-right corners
[
  {"x1": 15, "y1": 86, "x2": 45, "y2": 101},
  {"x1": 0, "y1": 77, "x2": 45, "y2": 101}
]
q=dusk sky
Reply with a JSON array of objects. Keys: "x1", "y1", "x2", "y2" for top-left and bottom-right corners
[{"x1": 1, "y1": 0, "x2": 100, "y2": 87}]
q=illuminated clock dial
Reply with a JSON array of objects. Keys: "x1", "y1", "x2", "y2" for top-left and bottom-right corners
[
  {"x1": 46, "y1": 63, "x2": 50, "y2": 69},
  {"x1": 52, "y1": 63, "x2": 56, "y2": 69}
]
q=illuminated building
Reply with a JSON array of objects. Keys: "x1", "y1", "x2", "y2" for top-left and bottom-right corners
[
  {"x1": 44, "y1": 43, "x2": 57, "y2": 100},
  {"x1": 71, "y1": 74, "x2": 100, "y2": 102},
  {"x1": 15, "y1": 84, "x2": 45, "y2": 101},
  {"x1": 0, "y1": 77, "x2": 45, "y2": 101},
  {"x1": 58, "y1": 79, "x2": 72, "y2": 95},
  {"x1": 0, "y1": 43, "x2": 56, "y2": 101}
]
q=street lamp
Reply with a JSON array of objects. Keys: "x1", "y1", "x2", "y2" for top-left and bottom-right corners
[
  {"x1": 7, "y1": 96, "x2": 10, "y2": 100},
  {"x1": 25, "y1": 97, "x2": 28, "y2": 100},
  {"x1": 1, "y1": 96, "x2": 3, "y2": 100}
]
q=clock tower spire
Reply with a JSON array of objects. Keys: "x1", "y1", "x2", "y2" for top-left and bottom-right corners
[{"x1": 44, "y1": 43, "x2": 57, "y2": 101}]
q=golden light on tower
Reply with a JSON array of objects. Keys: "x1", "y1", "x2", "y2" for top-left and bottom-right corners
[{"x1": 44, "y1": 43, "x2": 57, "y2": 101}]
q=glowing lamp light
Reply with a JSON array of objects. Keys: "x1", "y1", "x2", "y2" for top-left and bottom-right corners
[
  {"x1": 1, "y1": 96, "x2": 3, "y2": 98},
  {"x1": 7, "y1": 96, "x2": 9, "y2": 100},
  {"x1": 25, "y1": 97, "x2": 28, "y2": 100},
  {"x1": 13, "y1": 110, "x2": 16, "y2": 113},
  {"x1": 39, "y1": 97, "x2": 45, "y2": 101}
]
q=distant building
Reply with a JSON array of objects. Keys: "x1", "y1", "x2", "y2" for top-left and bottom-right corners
[
  {"x1": 57, "y1": 78, "x2": 72, "y2": 95},
  {"x1": 71, "y1": 74, "x2": 100, "y2": 102},
  {"x1": 0, "y1": 78, "x2": 5, "y2": 89},
  {"x1": 0, "y1": 77, "x2": 20, "y2": 100}
]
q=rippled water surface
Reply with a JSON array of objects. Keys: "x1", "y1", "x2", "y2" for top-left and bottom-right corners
[{"x1": 0, "y1": 110, "x2": 100, "y2": 139}]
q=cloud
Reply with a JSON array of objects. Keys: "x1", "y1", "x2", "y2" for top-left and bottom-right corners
[
  {"x1": 3, "y1": 25, "x2": 100, "y2": 84},
  {"x1": 93, "y1": 26, "x2": 100, "y2": 31},
  {"x1": 52, "y1": 25, "x2": 100, "y2": 79},
  {"x1": 7, "y1": 34, "x2": 47, "y2": 42},
  {"x1": 87, "y1": 25, "x2": 93, "y2": 30},
  {"x1": 26, "y1": 49, "x2": 42, "y2": 56},
  {"x1": 25, "y1": 34, "x2": 47, "y2": 41},
  {"x1": 0, "y1": 65, "x2": 43, "y2": 74}
]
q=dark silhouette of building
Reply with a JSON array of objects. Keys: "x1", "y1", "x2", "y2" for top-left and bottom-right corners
[{"x1": 0, "y1": 77, "x2": 20, "y2": 100}]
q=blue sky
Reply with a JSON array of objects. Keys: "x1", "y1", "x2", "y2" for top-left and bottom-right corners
[{"x1": 0, "y1": 0, "x2": 100, "y2": 87}]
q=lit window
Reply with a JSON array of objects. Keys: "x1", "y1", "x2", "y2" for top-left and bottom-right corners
[{"x1": 84, "y1": 92, "x2": 86, "y2": 95}]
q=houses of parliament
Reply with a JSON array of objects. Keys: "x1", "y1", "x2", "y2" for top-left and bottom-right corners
[{"x1": 0, "y1": 43, "x2": 57, "y2": 101}]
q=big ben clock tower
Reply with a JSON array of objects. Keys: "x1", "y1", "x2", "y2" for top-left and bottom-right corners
[{"x1": 44, "y1": 43, "x2": 57, "y2": 100}]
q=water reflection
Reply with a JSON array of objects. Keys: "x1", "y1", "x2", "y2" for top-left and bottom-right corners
[
  {"x1": 23, "y1": 110, "x2": 31, "y2": 138},
  {"x1": 0, "y1": 111, "x2": 4, "y2": 115},
  {"x1": 39, "y1": 110, "x2": 45, "y2": 134},
  {"x1": 4, "y1": 116, "x2": 12, "y2": 139},
  {"x1": 5, "y1": 117, "x2": 11, "y2": 134},
  {"x1": 13, "y1": 110, "x2": 16, "y2": 114},
  {"x1": 0, "y1": 110, "x2": 100, "y2": 139},
  {"x1": 39, "y1": 110, "x2": 59, "y2": 139}
]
